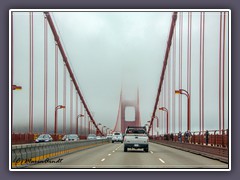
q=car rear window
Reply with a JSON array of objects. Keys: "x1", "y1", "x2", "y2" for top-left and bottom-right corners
[
  {"x1": 114, "y1": 133, "x2": 120, "y2": 135},
  {"x1": 126, "y1": 129, "x2": 146, "y2": 134}
]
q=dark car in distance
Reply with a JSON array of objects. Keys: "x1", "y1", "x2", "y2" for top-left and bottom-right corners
[
  {"x1": 35, "y1": 134, "x2": 53, "y2": 143},
  {"x1": 62, "y1": 134, "x2": 80, "y2": 141}
]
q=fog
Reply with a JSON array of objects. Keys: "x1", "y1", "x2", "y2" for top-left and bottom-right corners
[{"x1": 12, "y1": 11, "x2": 229, "y2": 134}]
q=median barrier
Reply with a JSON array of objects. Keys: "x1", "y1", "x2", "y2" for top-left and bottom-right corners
[{"x1": 11, "y1": 139, "x2": 109, "y2": 168}]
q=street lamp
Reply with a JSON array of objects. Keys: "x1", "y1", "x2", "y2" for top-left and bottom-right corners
[
  {"x1": 12, "y1": 85, "x2": 22, "y2": 90},
  {"x1": 96, "y1": 123, "x2": 101, "y2": 136},
  {"x1": 12, "y1": 84, "x2": 22, "y2": 132},
  {"x1": 159, "y1": 107, "x2": 169, "y2": 134},
  {"x1": 106, "y1": 128, "x2": 109, "y2": 135},
  {"x1": 152, "y1": 116, "x2": 159, "y2": 136},
  {"x1": 102, "y1": 126, "x2": 106, "y2": 135},
  {"x1": 175, "y1": 89, "x2": 191, "y2": 131},
  {"x1": 88, "y1": 118, "x2": 93, "y2": 135},
  {"x1": 147, "y1": 120, "x2": 153, "y2": 137},
  {"x1": 54, "y1": 105, "x2": 65, "y2": 140},
  {"x1": 76, "y1": 114, "x2": 84, "y2": 135}
]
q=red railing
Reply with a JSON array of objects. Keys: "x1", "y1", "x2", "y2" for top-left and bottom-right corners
[{"x1": 149, "y1": 129, "x2": 228, "y2": 148}]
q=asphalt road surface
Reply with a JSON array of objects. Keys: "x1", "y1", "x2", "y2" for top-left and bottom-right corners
[{"x1": 29, "y1": 142, "x2": 228, "y2": 169}]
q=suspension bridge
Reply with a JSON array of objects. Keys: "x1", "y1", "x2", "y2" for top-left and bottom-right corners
[{"x1": 11, "y1": 10, "x2": 229, "y2": 169}]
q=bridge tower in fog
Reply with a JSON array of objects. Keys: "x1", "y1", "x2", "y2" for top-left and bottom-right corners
[{"x1": 113, "y1": 89, "x2": 141, "y2": 133}]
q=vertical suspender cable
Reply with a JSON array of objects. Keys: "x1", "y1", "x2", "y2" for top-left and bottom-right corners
[
  {"x1": 168, "y1": 51, "x2": 171, "y2": 133},
  {"x1": 76, "y1": 92, "x2": 78, "y2": 134},
  {"x1": 11, "y1": 12, "x2": 14, "y2": 132},
  {"x1": 44, "y1": 15, "x2": 48, "y2": 133},
  {"x1": 70, "y1": 80, "x2": 73, "y2": 133},
  {"x1": 202, "y1": 12, "x2": 205, "y2": 132},
  {"x1": 172, "y1": 27, "x2": 176, "y2": 133},
  {"x1": 179, "y1": 12, "x2": 183, "y2": 132},
  {"x1": 222, "y1": 12, "x2": 226, "y2": 131},
  {"x1": 55, "y1": 43, "x2": 58, "y2": 133},
  {"x1": 84, "y1": 110, "x2": 87, "y2": 136},
  {"x1": 187, "y1": 12, "x2": 192, "y2": 130},
  {"x1": 63, "y1": 65, "x2": 66, "y2": 134},
  {"x1": 29, "y1": 12, "x2": 34, "y2": 134},
  {"x1": 199, "y1": 12, "x2": 202, "y2": 132},
  {"x1": 80, "y1": 102, "x2": 83, "y2": 135},
  {"x1": 219, "y1": 12, "x2": 222, "y2": 132},
  {"x1": 199, "y1": 12, "x2": 205, "y2": 132}
]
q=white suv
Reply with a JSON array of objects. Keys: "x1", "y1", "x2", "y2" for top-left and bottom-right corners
[{"x1": 112, "y1": 132, "x2": 123, "y2": 143}]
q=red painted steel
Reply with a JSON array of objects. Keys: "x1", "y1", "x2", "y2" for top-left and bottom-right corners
[
  {"x1": 55, "y1": 44, "x2": 59, "y2": 132},
  {"x1": 168, "y1": 53, "x2": 171, "y2": 133},
  {"x1": 70, "y1": 80, "x2": 73, "y2": 133},
  {"x1": 219, "y1": 12, "x2": 222, "y2": 133},
  {"x1": 80, "y1": 102, "x2": 83, "y2": 135},
  {"x1": 44, "y1": 15, "x2": 48, "y2": 133},
  {"x1": 63, "y1": 65, "x2": 66, "y2": 134},
  {"x1": 76, "y1": 92, "x2": 78, "y2": 134},
  {"x1": 29, "y1": 12, "x2": 34, "y2": 134},
  {"x1": 120, "y1": 89, "x2": 140, "y2": 133},
  {"x1": 222, "y1": 12, "x2": 226, "y2": 131},
  {"x1": 11, "y1": 12, "x2": 14, "y2": 132},
  {"x1": 159, "y1": 107, "x2": 169, "y2": 134},
  {"x1": 187, "y1": 12, "x2": 192, "y2": 126},
  {"x1": 149, "y1": 12, "x2": 178, "y2": 134},
  {"x1": 172, "y1": 28, "x2": 176, "y2": 133},
  {"x1": 179, "y1": 12, "x2": 183, "y2": 132},
  {"x1": 44, "y1": 12, "x2": 103, "y2": 136}
]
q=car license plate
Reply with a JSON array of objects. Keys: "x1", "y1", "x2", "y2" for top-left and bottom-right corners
[{"x1": 134, "y1": 144, "x2": 139, "y2": 147}]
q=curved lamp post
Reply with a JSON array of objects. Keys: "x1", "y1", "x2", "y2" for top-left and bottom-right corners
[
  {"x1": 12, "y1": 85, "x2": 22, "y2": 132},
  {"x1": 76, "y1": 114, "x2": 84, "y2": 135},
  {"x1": 102, "y1": 126, "x2": 106, "y2": 136},
  {"x1": 54, "y1": 105, "x2": 65, "y2": 139},
  {"x1": 159, "y1": 107, "x2": 169, "y2": 134},
  {"x1": 152, "y1": 116, "x2": 159, "y2": 136},
  {"x1": 97, "y1": 123, "x2": 101, "y2": 135},
  {"x1": 175, "y1": 89, "x2": 191, "y2": 131}
]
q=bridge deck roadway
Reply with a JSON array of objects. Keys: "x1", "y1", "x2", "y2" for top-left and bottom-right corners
[{"x1": 29, "y1": 142, "x2": 228, "y2": 169}]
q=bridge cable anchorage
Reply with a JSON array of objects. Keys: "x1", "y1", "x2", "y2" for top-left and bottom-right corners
[
  {"x1": 148, "y1": 12, "x2": 178, "y2": 134},
  {"x1": 44, "y1": 12, "x2": 104, "y2": 136}
]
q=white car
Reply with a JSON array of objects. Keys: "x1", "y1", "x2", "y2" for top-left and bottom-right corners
[{"x1": 112, "y1": 132, "x2": 123, "y2": 143}]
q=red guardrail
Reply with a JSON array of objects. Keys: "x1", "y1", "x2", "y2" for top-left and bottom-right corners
[{"x1": 149, "y1": 129, "x2": 228, "y2": 148}]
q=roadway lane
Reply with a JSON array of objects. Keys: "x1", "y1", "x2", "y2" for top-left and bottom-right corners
[{"x1": 29, "y1": 142, "x2": 228, "y2": 169}]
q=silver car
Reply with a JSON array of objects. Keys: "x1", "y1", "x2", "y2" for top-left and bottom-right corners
[{"x1": 87, "y1": 134, "x2": 97, "y2": 140}]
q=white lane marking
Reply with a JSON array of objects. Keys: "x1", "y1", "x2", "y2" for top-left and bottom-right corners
[
  {"x1": 101, "y1": 158, "x2": 105, "y2": 162},
  {"x1": 112, "y1": 151, "x2": 115, "y2": 153},
  {"x1": 108, "y1": 154, "x2": 111, "y2": 156},
  {"x1": 150, "y1": 151, "x2": 153, "y2": 154},
  {"x1": 159, "y1": 158, "x2": 165, "y2": 164},
  {"x1": 92, "y1": 167, "x2": 96, "y2": 168}
]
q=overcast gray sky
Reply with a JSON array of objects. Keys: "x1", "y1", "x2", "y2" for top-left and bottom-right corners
[{"x1": 12, "y1": 11, "x2": 229, "y2": 134}]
